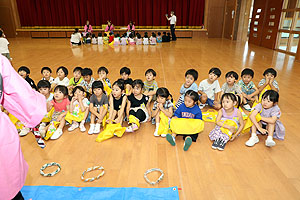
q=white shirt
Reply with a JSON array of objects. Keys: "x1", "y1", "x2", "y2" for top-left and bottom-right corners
[
  {"x1": 0, "y1": 38, "x2": 9, "y2": 53},
  {"x1": 169, "y1": 15, "x2": 177, "y2": 25},
  {"x1": 42, "y1": 77, "x2": 55, "y2": 84},
  {"x1": 198, "y1": 79, "x2": 221, "y2": 100},
  {"x1": 92, "y1": 38, "x2": 97, "y2": 44},
  {"x1": 98, "y1": 37, "x2": 103, "y2": 45},
  {"x1": 53, "y1": 77, "x2": 69, "y2": 87},
  {"x1": 70, "y1": 33, "x2": 81, "y2": 43},
  {"x1": 143, "y1": 38, "x2": 149, "y2": 45}
]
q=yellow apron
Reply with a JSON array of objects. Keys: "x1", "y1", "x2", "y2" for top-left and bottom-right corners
[
  {"x1": 65, "y1": 104, "x2": 85, "y2": 124},
  {"x1": 242, "y1": 112, "x2": 262, "y2": 134},
  {"x1": 202, "y1": 109, "x2": 218, "y2": 122},
  {"x1": 96, "y1": 121, "x2": 126, "y2": 142},
  {"x1": 44, "y1": 121, "x2": 60, "y2": 140},
  {"x1": 128, "y1": 115, "x2": 140, "y2": 127},
  {"x1": 41, "y1": 107, "x2": 55, "y2": 123},
  {"x1": 170, "y1": 118, "x2": 204, "y2": 135},
  {"x1": 103, "y1": 80, "x2": 112, "y2": 96},
  {"x1": 252, "y1": 85, "x2": 271, "y2": 109},
  {"x1": 219, "y1": 119, "x2": 238, "y2": 139},
  {"x1": 8, "y1": 113, "x2": 24, "y2": 130},
  {"x1": 157, "y1": 112, "x2": 172, "y2": 136}
]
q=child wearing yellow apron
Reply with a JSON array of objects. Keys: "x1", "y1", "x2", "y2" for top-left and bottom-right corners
[
  {"x1": 166, "y1": 90, "x2": 203, "y2": 151},
  {"x1": 65, "y1": 86, "x2": 89, "y2": 132},
  {"x1": 152, "y1": 87, "x2": 174, "y2": 137},
  {"x1": 125, "y1": 79, "x2": 151, "y2": 132},
  {"x1": 209, "y1": 93, "x2": 244, "y2": 151},
  {"x1": 120, "y1": 67, "x2": 133, "y2": 96},
  {"x1": 97, "y1": 66, "x2": 112, "y2": 96}
]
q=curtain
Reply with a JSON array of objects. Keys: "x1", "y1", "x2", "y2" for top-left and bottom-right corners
[{"x1": 16, "y1": 0, "x2": 205, "y2": 27}]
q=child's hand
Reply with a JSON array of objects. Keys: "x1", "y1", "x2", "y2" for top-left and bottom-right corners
[
  {"x1": 158, "y1": 103, "x2": 164, "y2": 110},
  {"x1": 230, "y1": 134, "x2": 237, "y2": 141},
  {"x1": 72, "y1": 96, "x2": 77, "y2": 102},
  {"x1": 269, "y1": 77, "x2": 274, "y2": 84},
  {"x1": 258, "y1": 127, "x2": 268, "y2": 135},
  {"x1": 228, "y1": 126, "x2": 236, "y2": 133},
  {"x1": 57, "y1": 115, "x2": 63, "y2": 122}
]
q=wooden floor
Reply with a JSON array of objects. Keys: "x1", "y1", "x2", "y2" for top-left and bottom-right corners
[{"x1": 8, "y1": 37, "x2": 300, "y2": 200}]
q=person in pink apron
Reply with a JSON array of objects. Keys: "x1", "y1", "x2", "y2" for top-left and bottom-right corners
[{"x1": 0, "y1": 55, "x2": 46, "y2": 199}]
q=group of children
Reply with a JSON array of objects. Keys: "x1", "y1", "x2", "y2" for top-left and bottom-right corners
[
  {"x1": 71, "y1": 28, "x2": 172, "y2": 46},
  {"x1": 11, "y1": 65, "x2": 285, "y2": 151}
]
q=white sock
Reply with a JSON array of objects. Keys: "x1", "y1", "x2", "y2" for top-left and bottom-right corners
[
  {"x1": 267, "y1": 136, "x2": 273, "y2": 141},
  {"x1": 251, "y1": 132, "x2": 257, "y2": 137},
  {"x1": 155, "y1": 123, "x2": 159, "y2": 130}
]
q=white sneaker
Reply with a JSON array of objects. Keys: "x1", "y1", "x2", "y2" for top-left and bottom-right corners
[
  {"x1": 154, "y1": 123, "x2": 159, "y2": 136},
  {"x1": 265, "y1": 137, "x2": 276, "y2": 147},
  {"x1": 19, "y1": 127, "x2": 30, "y2": 136},
  {"x1": 245, "y1": 136, "x2": 259, "y2": 147},
  {"x1": 68, "y1": 122, "x2": 79, "y2": 132},
  {"x1": 80, "y1": 122, "x2": 86, "y2": 132},
  {"x1": 161, "y1": 134, "x2": 166, "y2": 137},
  {"x1": 88, "y1": 124, "x2": 95, "y2": 135},
  {"x1": 199, "y1": 104, "x2": 206, "y2": 110},
  {"x1": 94, "y1": 123, "x2": 101, "y2": 134},
  {"x1": 50, "y1": 128, "x2": 63, "y2": 140},
  {"x1": 243, "y1": 104, "x2": 252, "y2": 111}
]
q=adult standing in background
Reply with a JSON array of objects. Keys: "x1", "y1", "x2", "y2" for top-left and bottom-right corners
[
  {"x1": 127, "y1": 21, "x2": 135, "y2": 36},
  {"x1": 105, "y1": 20, "x2": 114, "y2": 33},
  {"x1": 165, "y1": 11, "x2": 177, "y2": 41},
  {"x1": 84, "y1": 20, "x2": 93, "y2": 36}
]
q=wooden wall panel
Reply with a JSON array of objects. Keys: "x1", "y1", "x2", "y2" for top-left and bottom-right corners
[
  {"x1": 49, "y1": 32, "x2": 66, "y2": 38},
  {"x1": 31, "y1": 32, "x2": 49, "y2": 38},
  {"x1": 0, "y1": 0, "x2": 16, "y2": 37},
  {"x1": 207, "y1": 0, "x2": 226, "y2": 38}
]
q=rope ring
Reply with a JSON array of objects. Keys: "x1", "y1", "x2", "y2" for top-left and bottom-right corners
[
  {"x1": 40, "y1": 162, "x2": 61, "y2": 177},
  {"x1": 144, "y1": 168, "x2": 164, "y2": 185},
  {"x1": 81, "y1": 166, "x2": 105, "y2": 182}
]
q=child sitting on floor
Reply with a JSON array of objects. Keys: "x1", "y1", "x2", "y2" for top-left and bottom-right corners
[
  {"x1": 125, "y1": 79, "x2": 151, "y2": 132},
  {"x1": 68, "y1": 66, "x2": 83, "y2": 95},
  {"x1": 198, "y1": 67, "x2": 222, "y2": 110},
  {"x1": 258, "y1": 68, "x2": 279, "y2": 93},
  {"x1": 152, "y1": 87, "x2": 174, "y2": 137},
  {"x1": 41, "y1": 66, "x2": 54, "y2": 84},
  {"x1": 97, "y1": 33, "x2": 103, "y2": 45},
  {"x1": 144, "y1": 69, "x2": 158, "y2": 102},
  {"x1": 166, "y1": 90, "x2": 202, "y2": 151},
  {"x1": 220, "y1": 71, "x2": 242, "y2": 105},
  {"x1": 175, "y1": 69, "x2": 198, "y2": 108},
  {"x1": 51, "y1": 66, "x2": 69, "y2": 90},
  {"x1": 245, "y1": 90, "x2": 285, "y2": 147},
  {"x1": 238, "y1": 68, "x2": 259, "y2": 111},
  {"x1": 209, "y1": 93, "x2": 244, "y2": 151},
  {"x1": 150, "y1": 32, "x2": 157, "y2": 45},
  {"x1": 18, "y1": 66, "x2": 37, "y2": 90},
  {"x1": 120, "y1": 66, "x2": 133, "y2": 95}
]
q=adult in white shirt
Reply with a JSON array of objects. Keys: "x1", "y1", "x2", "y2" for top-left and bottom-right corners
[
  {"x1": 166, "y1": 11, "x2": 177, "y2": 41},
  {"x1": 0, "y1": 30, "x2": 10, "y2": 60},
  {"x1": 70, "y1": 28, "x2": 82, "y2": 45}
]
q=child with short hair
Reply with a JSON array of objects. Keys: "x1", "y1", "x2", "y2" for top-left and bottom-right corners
[
  {"x1": 136, "y1": 33, "x2": 142, "y2": 45},
  {"x1": 51, "y1": 66, "x2": 69, "y2": 90},
  {"x1": 85, "y1": 33, "x2": 91, "y2": 44},
  {"x1": 166, "y1": 90, "x2": 202, "y2": 151},
  {"x1": 37, "y1": 80, "x2": 53, "y2": 135},
  {"x1": 65, "y1": 86, "x2": 89, "y2": 132},
  {"x1": 156, "y1": 32, "x2": 162, "y2": 43},
  {"x1": 41, "y1": 66, "x2": 54, "y2": 84},
  {"x1": 109, "y1": 32, "x2": 114, "y2": 43},
  {"x1": 0, "y1": 30, "x2": 10, "y2": 60},
  {"x1": 18, "y1": 66, "x2": 37, "y2": 90},
  {"x1": 70, "y1": 28, "x2": 82, "y2": 45},
  {"x1": 68, "y1": 66, "x2": 83, "y2": 94},
  {"x1": 198, "y1": 67, "x2": 222, "y2": 109},
  {"x1": 220, "y1": 71, "x2": 242, "y2": 103},
  {"x1": 92, "y1": 34, "x2": 97, "y2": 44},
  {"x1": 107, "y1": 79, "x2": 128, "y2": 124},
  {"x1": 150, "y1": 32, "x2": 157, "y2": 45},
  {"x1": 162, "y1": 32, "x2": 168, "y2": 42},
  {"x1": 45, "y1": 85, "x2": 70, "y2": 139},
  {"x1": 88, "y1": 81, "x2": 109, "y2": 134},
  {"x1": 167, "y1": 33, "x2": 171, "y2": 42},
  {"x1": 175, "y1": 69, "x2": 199, "y2": 108},
  {"x1": 209, "y1": 93, "x2": 244, "y2": 151},
  {"x1": 120, "y1": 66, "x2": 133, "y2": 95},
  {"x1": 103, "y1": 33, "x2": 109, "y2": 44},
  {"x1": 152, "y1": 88, "x2": 174, "y2": 137},
  {"x1": 245, "y1": 90, "x2": 285, "y2": 147},
  {"x1": 143, "y1": 33, "x2": 149, "y2": 45},
  {"x1": 97, "y1": 32, "x2": 103, "y2": 45},
  {"x1": 120, "y1": 34, "x2": 127, "y2": 45},
  {"x1": 97, "y1": 66, "x2": 111, "y2": 94},
  {"x1": 258, "y1": 68, "x2": 279, "y2": 93},
  {"x1": 238, "y1": 68, "x2": 259, "y2": 111},
  {"x1": 113, "y1": 34, "x2": 120, "y2": 46},
  {"x1": 128, "y1": 33, "x2": 136, "y2": 45},
  {"x1": 126, "y1": 79, "x2": 151, "y2": 132},
  {"x1": 144, "y1": 69, "x2": 158, "y2": 102},
  {"x1": 80, "y1": 68, "x2": 95, "y2": 94}
]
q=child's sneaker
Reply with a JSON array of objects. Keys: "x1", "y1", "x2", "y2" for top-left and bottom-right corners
[
  {"x1": 151, "y1": 117, "x2": 156, "y2": 125},
  {"x1": 68, "y1": 122, "x2": 79, "y2": 131},
  {"x1": 166, "y1": 134, "x2": 176, "y2": 146},
  {"x1": 93, "y1": 123, "x2": 101, "y2": 134},
  {"x1": 132, "y1": 123, "x2": 139, "y2": 131},
  {"x1": 212, "y1": 138, "x2": 220, "y2": 150},
  {"x1": 243, "y1": 103, "x2": 252, "y2": 111},
  {"x1": 161, "y1": 134, "x2": 166, "y2": 137},
  {"x1": 50, "y1": 128, "x2": 63, "y2": 140},
  {"x1": 265, "y1": 136, "x2": 276, "y2": 147},
  {"x1": 245, "y1": 135, "x2": 259, "y2": 147},
  {"x1": 183, "y1": 136, "x2": 192, "y2": 151},
  {"x1": 19, "y1": 127, "x2": 30, "y2": 136},
  {"x1": 80, "y1": 121, "x2": 86, "y2": 132},
  {"x1": 88, "y1": 124, "x2": 95, "y2": 135},
  {"x1": 217, "y1": 139, "x2": 227, "y2": 151},
  {"x1": 125, "y1": 125, "x2": 134, "y2": 133},
  {"x1": 154, "y1": 123, "x2": 159, "y2": 136},
  {"x1": 199, "y1": 103, "x2": 206, "y2": 110}
]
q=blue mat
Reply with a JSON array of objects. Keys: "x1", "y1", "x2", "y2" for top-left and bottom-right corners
[{"x1": 21, "y1": 185, "x2": 179, "y2": 200}]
